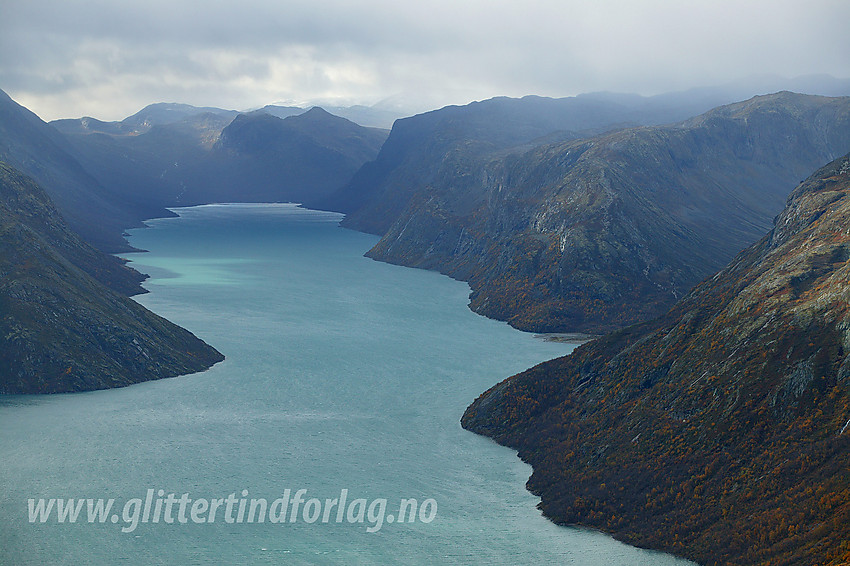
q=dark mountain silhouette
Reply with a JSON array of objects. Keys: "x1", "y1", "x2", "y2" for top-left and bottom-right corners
[{"x1": 206, "y1": 107, "x2": 388, "y2": 203}]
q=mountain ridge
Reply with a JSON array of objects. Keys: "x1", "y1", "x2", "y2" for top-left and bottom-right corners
[
  {"x1": 52, "y1": 102, "x2": 388, "y2": 218},
  {"x1": 343, "y1": 92, "x2": 850, "y2": 333}
]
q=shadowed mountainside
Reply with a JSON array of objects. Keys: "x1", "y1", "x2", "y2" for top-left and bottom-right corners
[
  {"x1": 54, "y1": 105, "x2": 388, "y2": 218},
  {"x1": 206, "y1": 107, "x2": 388, "y2": 204},
  {"x1": 462, "y1": 153, "x2": 850, "y2": 566},
  {"x1": 0, "y1": 88, "x2": 154, "y2": 252},
  {"x1": 0, "y1": 162, "x2": 223, "y2": 393}
]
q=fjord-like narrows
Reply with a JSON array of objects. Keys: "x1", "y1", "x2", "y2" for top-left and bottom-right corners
[{"x1": 0, "y1": 203, "x2": 694, "y2": 565}]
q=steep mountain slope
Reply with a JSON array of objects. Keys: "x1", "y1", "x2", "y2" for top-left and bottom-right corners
[
  {"x1": 0, "y1": 153, "x2": 147, "y2": 297},
  {"x1": 328, "y1": 89, "x2": 798, "y2": 231},
  {"x1": 208, "y1": 107, "x2": 388, "y2": 204},
  {"x1": 54, "y1": 105, "x2": 388, "y2": 217},
  {"x1": 53, "y1": 111, "x2": 234, "y2": 212},
  {"x1": 330, "y1": 94, "x2": 697, "y2": 233},
  {"x1": 462, "y1": 153, "x2": 850, "y2": 565},
  {"x1": 0, "y1": 162, "x2": 223, "y2": 393},
  {"x1": 0, "y1": 88, "x2": 147, "y2": 252},
  {"x1": 355, "y1": 92, "x2": 850, "y2": 333}
]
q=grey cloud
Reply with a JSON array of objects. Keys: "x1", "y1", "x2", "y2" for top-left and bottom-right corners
[{"x1": 2, "y1": 0, "x2": 850, "y2": 121}]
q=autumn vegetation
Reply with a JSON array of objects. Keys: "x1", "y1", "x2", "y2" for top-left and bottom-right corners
[{"x1": 463, "y1": 153, "x2": 850, "y2": 565}]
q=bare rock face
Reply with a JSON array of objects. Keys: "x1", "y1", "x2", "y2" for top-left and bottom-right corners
[{"x1": 462, "y1": 153, "x2": 850, "y2": 566}]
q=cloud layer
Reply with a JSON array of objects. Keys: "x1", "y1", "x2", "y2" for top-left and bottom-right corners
[{"x1": 2, "y1": 0, "x2": 849, "y2": 120}]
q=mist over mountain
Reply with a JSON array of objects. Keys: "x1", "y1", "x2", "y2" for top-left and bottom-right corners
[
  {"x1": 254, "y1": 105, "x2": 305, "y2": 121},
  {"x1": 335, "y1": 92, "x2": 850, "y2": 333},
  {"x1": 332, "y1": 77, "x2": 850, "y2": 231},
  {"x1": 50, "y1": 111, "x2": 232, "y2": 220},
  {"x1": 52, "y1": 99, "x2": 408, "y2": 135},
  {"x1": 0, "y1": 162, "x2": 223, "y2": 393},
  {"x1": 462, "y1": 151, "x2": 850, "y2": 566}
]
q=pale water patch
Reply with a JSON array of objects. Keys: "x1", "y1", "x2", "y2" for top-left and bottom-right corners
[
  {"x1": 132, "y1": 257, "x2": 259, "y2": 286},
  {"x1": 0, "y1": 203, "x2": 695, "y2": 565}
]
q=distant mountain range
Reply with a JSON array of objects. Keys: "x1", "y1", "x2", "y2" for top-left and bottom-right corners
[
  {"x1": 51, "y1": 102, "x2": 240, "y2": 136},
  {"x1": 336, "y1": 92, "x2": 850, "y2": 333},
  {"x1": 462, "y1": 151, "x2": 850, "y2": 566},
  {"x1": 0, "y1": 89, "x2": 388, "y2": 251},
  {"x1": 51, "y1": 100, "x2": 404, "y2": 131},
  {"x1": 56, "y1": 105, "x2": 387, "y2": 215},
  {"x1": 0, "y1": 162, "x2": 223, "y2": 393}
]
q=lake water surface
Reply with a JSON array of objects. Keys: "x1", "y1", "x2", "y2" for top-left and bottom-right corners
[{"x1": 0, "y1": 204, "x2": 694, "y2": 565}]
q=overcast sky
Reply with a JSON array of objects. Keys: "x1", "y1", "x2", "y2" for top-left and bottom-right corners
[{"x1": 1, "y1": 0, "x2": 849, "y2": 121}]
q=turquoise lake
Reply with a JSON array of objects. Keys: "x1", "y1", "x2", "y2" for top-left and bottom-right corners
[{"x1": 0, "y1": 203, "x2": 694, "y2": 565}]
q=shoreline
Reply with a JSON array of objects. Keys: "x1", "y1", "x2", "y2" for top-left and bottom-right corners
[{"x1": 533, "y1": 332, "x2": 598, "y2": 344}]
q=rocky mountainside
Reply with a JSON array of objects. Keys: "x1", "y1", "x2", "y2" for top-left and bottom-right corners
[
  {"x1": 0, "y1": 162, "x2": 223, "y2": 393},
  {"x1": 330, "y1": 93, "x2": 715, "y2": 233},
  {"x1": 346, "y1": 92, "x2": 850, "y2": 333},
  {"x1": 54, "y1": 104, "x2": 388, "y2": 220},
  {"x1": 207, "y1": 107, "x2": 388, "y2": 204},
  {"x1": 0, "y1": 88, "x2": 148, "y2": 252},
  {"x1": 327, "y1": 87, "x2": 813, "y2": 232},
  {"x1": 462, "y1": 153, "x2": 850, "y2": 565}
]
